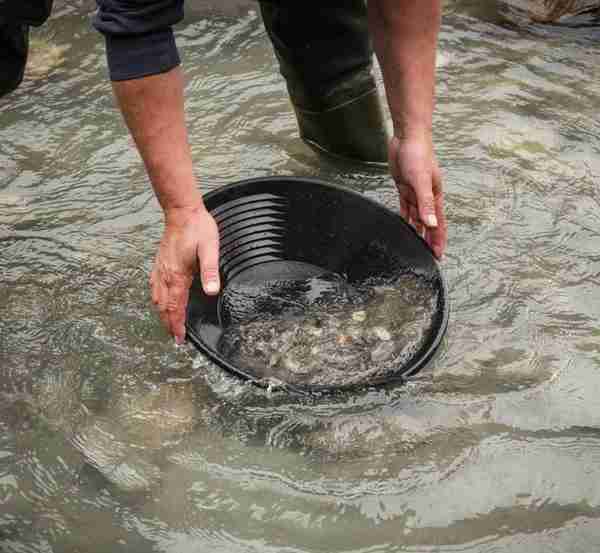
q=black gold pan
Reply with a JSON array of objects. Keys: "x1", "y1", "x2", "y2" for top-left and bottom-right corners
[{"x1": 186, "y1": 176, "x2": 449, "y2": 394}]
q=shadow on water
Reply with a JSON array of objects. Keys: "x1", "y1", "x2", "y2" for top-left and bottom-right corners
[{"x1": 1, "y1": 0, "x2": 600, "y2": 551}]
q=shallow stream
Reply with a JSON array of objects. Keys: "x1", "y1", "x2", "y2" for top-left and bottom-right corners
[{"x1": 1, "y1": 1, "x2": 600, "y2": 551}]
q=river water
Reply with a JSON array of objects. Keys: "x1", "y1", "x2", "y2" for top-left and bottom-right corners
[{"x1": 1, "y1": 1, "x2": 600, "y2": 551}]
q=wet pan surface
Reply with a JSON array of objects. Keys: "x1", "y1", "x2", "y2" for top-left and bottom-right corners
[{"x1": 186, "y1": 177, "x2": 449, "y2": 392}]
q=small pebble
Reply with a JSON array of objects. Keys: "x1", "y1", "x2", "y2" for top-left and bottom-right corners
[
  {"x1": 352, "y1": 310, "x2": 367, "y2": 322},
  {"x1": 284, "y1": 355, "x2": 308, "y2": 374},
  {"x1": 336, "y1": 334, "x2": 351, "y2": 346},
  {"x1": 373, "y1": 327, "x2": 391, "y2": 341},
  {"x1": 371, "y1": 341, "x2": 395, "y2": 363}
]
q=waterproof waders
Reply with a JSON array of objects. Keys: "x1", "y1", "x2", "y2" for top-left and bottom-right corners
[
  {"x1": 0, "y1": 24, "x2": 29, "y2": 97},
  {"x1": 0, "y1": 0, "x2": 53, "y2": 97},
  {"x1": 259, "y1": 1, "x2": 389, "y2": 165},
  {"x1": 2, "y1": 0, "x2": 389, "y2": 166}
]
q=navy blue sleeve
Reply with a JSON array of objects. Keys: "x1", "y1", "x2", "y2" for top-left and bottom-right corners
[{"x1": 92, "y1": 0, "x2": 184, "y2": 81}]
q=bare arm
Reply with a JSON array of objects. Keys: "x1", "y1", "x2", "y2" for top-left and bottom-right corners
[
  {"x1": 112, "y1": 67, "x2": 202, "y2": 214},
  {"x1": 368, "y1": 0, "x2": 439, "y2": 140},
  {"x1": 368, "y1": 0, "x2": 447, "y2": 258},
  {"x1": 113, "y1": 67, "x2": 220, "y2": 344}
]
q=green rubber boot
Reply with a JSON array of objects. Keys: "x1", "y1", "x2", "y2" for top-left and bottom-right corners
[
  {"x1": 0, "y1": 0, "x2": 52, "y2": 97},
  {"x1": 259, "y1": 1, "x2": 388, "y2": 165},
  {"x1": 0, "y1": 23, "x2": 29, "y2": 97}
]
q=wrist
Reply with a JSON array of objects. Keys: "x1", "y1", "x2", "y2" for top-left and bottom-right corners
[
  {"x1": 155, "y1": 178, "x2": 205, "y2": 225},
  {"x1": 163, "y1": 200, "x2": 207, "y2": 228},
  {"x1": 392, "y1": 125, "x2": 433, "y2": 143}
]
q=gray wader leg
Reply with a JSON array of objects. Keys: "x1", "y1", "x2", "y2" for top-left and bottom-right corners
[
  {"x1": 0, "y1": 23, "x2": 29, "y2": 98},
  {"x1": 258, "y1": 1, "x2": 388, "y2": 165}
]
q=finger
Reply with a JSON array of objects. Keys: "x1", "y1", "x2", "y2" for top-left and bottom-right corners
[
  {"x1": 413, "y1": 204, "x2": 425, "y2": 236},
  {"x1": 197, "y1": 230, "x2": 220, "y2": 296},
  {"x1": 413, "y1": 174, "x2": 438, "y2": 230},
  {"x1": 156, "y1": 276, "x2": 170, "y2": 332},
  {"x1": 428, "y1": 198, "x2": 448, "y2": 259},
  {"x1": 428, "y1": 165, "x2": 447, "y2": 258},
  {"x1": 427, "y1": 226, "x2": 445, "y2": 259},
  {"x1": 390, "y1": 137, "x2": 411, "y2": 221},
  {"x1": 150, "y1": 262, "x2": 168, "y2": 327},
  {"x1": 409, "y1": 204, "x2": 421, "y2": 232},
  {"x1": 166, "y1": 274, "x2": 192, "y2": 345},
  {"x1": 398, "y1": 188, "x2": 416, "y2": 222}
]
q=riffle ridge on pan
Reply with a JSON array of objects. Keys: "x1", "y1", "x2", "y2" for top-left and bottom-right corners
[{"x1": 213, "y1": 193, "x2": 288, "y2": 281}]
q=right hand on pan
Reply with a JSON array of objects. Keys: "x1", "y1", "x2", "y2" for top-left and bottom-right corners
[
  {"x1": 150, "y1": 204, "x2": 220, "y2": 344},
  {"x1": 388, "y1": 135, "x2": 447, "y2": 259}
]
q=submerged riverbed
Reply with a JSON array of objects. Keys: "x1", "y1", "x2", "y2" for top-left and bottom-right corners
[
  {"x1": 1, "y1": 1, "x2": 600, "y2": 551},
  {"x1": 219, "y1": 272, "x2": 439, "y2": 388}
]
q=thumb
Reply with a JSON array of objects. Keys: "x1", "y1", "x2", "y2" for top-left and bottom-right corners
[
  {"x1": 197, "y1": 235, "x2": 221, "y2": 296},
  {"x1": 414, "y1": 176, "x2": 438, "y2": 229}
]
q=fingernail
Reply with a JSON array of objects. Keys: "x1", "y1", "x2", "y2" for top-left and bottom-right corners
[
  {"x1": 174, "y1": 335, "x2": 184, "y2": 346},
  {"x1": 205, "y1": 281, "x2": 219, "y2": 295},
  {"x1": 426, "y1": 214, "x2": 438, "y2": 228}
]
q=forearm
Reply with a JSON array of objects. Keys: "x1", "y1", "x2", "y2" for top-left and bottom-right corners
[
  {"x1": 114, "y1": 68, "x2": 220, "y2": 342},
  {"x1": 368, "y1": 0, "x2": 440, "y2": 140},
  {"x1": 112, "y1": 67, "x2": 203, "y2": 218}
]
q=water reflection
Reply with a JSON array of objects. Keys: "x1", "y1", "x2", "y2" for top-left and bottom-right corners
[{"x1": 1, "y1": 0, "x2": 600, "y2": 551}]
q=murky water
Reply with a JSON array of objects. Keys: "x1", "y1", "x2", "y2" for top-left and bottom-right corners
[
  {"x1": 219, "y1": 273, "x2": 439, "y2": 387},
  {"x1": 1, "y1": 0, "x2": 600, "y2": 551}
]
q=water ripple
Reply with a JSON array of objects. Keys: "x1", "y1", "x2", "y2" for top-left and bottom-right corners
[{"x1": 2, "y1": 0, "x2": 600, "y2": 551}]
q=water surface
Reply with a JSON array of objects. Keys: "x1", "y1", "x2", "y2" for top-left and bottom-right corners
[
  {"x1": 1, "y1": 1, "x2": 600, "y2": 551},
  {"x1": 219, "y1": 272, "x2": 439, "y2": 388}
]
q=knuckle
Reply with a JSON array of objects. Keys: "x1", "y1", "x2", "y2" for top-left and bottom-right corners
[
  {"x1": 166, "y1": 296, "x2": 183, "y2": 315},
  {"x1": 158, "y1": 312, "x2": 170, "y2": 326},
  {"x1": 420, "y1": 195, "x2": 435, "y2": 212},
  {"x1": 399, "y1": 192, "x2": 416, "y2": 206}
]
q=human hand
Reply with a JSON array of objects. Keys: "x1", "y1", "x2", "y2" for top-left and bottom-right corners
[
  {"x1": 388, "y1": 135, "x2": 447, "y2": 259},
  {"x1": 150, "y1": 204, "x2": 220, "y2": 344}
]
